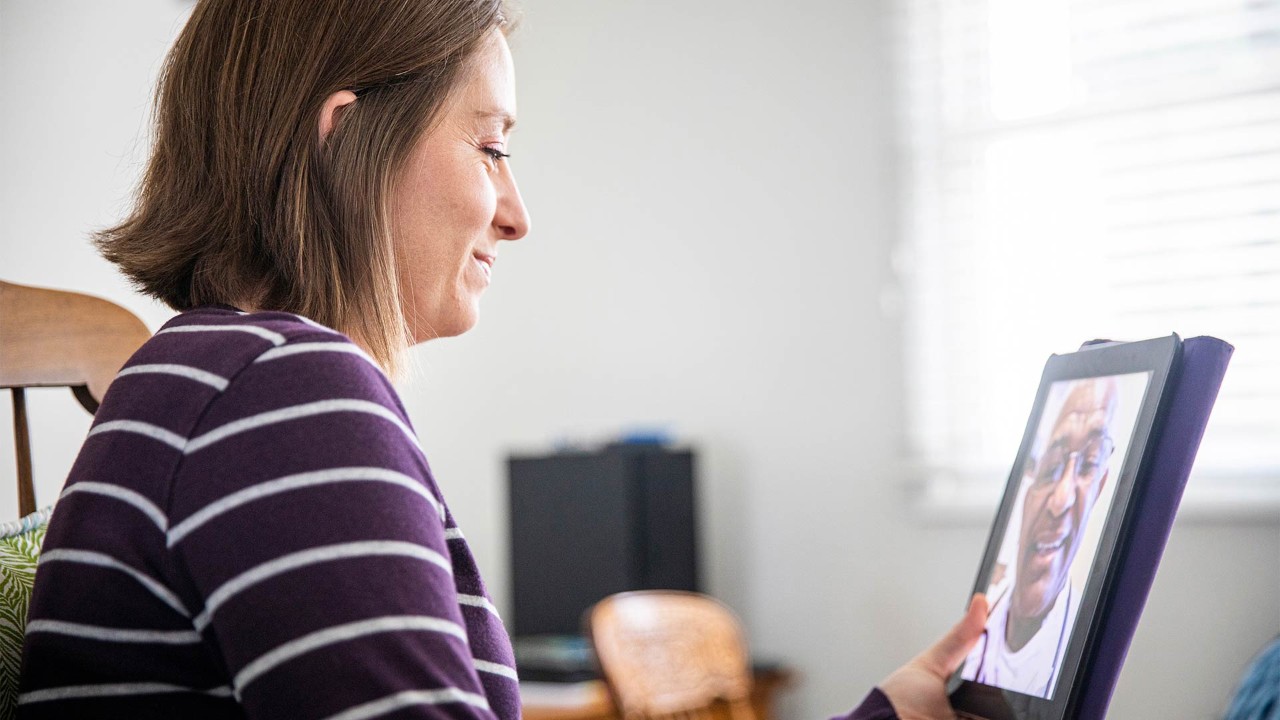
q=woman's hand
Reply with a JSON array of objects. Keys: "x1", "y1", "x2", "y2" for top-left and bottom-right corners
[{"x1": 879, "y1": 594, "x2": 988, "y2": 720}]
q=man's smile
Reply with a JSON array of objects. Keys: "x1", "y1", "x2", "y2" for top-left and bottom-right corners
[{"x1": 1033, "y1": 534, "x2": 1068, "y2": 554}]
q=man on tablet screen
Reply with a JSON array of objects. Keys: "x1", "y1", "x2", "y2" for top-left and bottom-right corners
[{"x1": 962, "y1": 378, "x2": 1119, "y2": 698}]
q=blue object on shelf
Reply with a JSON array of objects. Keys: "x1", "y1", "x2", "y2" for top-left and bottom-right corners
[{"x1": 615, "y1": 428, "x2": 672, "y2": 445}]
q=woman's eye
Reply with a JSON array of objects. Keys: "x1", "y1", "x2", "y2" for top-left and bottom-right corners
[{"x1": 481, "y1": 146, "x2": 510, "y2": 165}]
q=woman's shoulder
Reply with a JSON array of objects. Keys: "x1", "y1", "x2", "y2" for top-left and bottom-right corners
[
  {"x1": 155, "y1": 306, "x2": 438, "y2": 545},
  {"x1": 145, "y1": 305, "x2": 366, "y2": 365},
  {"x1": 97, "y1": 305, "x2": 402, "y2": 442},
  {"x1": 92, "y1": 304, "x2": 427, "y2": 508},
  {"x1": 127, "y1": 305, "x2": 389, "y2": 393}
]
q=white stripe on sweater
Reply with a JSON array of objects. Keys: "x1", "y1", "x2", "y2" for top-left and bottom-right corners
[
  {"x1": 184, "y1": 399, "x2": 419, "y2": 455},
  {"x1": 19, "y1": 682, "x2": 231, "y2": 705},
  {"x1": 290, "y1": 313, "x2": 342, "y2": 335},
  {"x1": 87, "y1": 420, "x2": 186, "y2": 451},
  {"x1": 194, "y1": 541, "x2": 452, "y2": 631},
  {"x1": 473, "y1": 658, "x2": 519, "y2": 681},
  {"x1": 157, "y1": 324, "x2": 285, "y2": 346},
  {"x1": 25, "y1": 619, "x2": 201, "y2": 645},
  {"x1": 167, "y1": 467, "x2": 443, "y2": 547},
  {"x1": 234, "y1": 615, "x2": 468, "y2": 694},
  {"x1": 254, "y1": 342, "x2": 379, "y2": 371},
  {"x1": 116, "y1": 363, "x2": 229, "y2": 391},
  {"x1": 444, "y1": 527, "x2": 465, "y2": 540},
  {"x1": 39, "y1": 549, "x2": 189, "y2": 618},
  {"x1": 319, "y1": 687, "x2": 491, "y2": 720},
  {"x1": 61, "y1": 482, "x2": 168, "y2": 532},
  {"x1": 457, "y1": 594, "x2": 501, "y2": 618}
]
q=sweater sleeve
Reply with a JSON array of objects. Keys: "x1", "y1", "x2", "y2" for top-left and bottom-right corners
[
  {"x1": 166, "y1": 337, "x2": 499, "y2": 719},
  {"x1": 833, "y1": 688, "x2": 899, "y2": 720}
]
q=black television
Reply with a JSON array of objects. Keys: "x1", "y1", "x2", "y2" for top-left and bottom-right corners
[{"x1": 507, "y1": 444, "x2": 700, "y2": 641}]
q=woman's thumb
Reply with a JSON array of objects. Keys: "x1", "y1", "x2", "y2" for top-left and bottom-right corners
[{"x1": 918, "y1": 594, "x2": 988, "y2": 677}]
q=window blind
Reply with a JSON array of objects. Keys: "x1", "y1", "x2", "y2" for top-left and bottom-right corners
[{"x1": 893, "y1": 0, "x2": 1280, "y2": 511}]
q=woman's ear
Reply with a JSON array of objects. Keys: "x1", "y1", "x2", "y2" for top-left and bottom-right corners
[{"x1": 318, "y1": 90, "x2": 358, "y2": 142}]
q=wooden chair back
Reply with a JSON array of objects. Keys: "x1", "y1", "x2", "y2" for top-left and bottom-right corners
[
  {"x1": 587, "y1": 591, "x2": 757, "y2": 720},
  {"x1": 0, "y1": 280, "x2": 149, "y2": 515}
]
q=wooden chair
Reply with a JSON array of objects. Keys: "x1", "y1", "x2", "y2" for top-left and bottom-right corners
[
  {"x1": 586, "y1": 591, "x2": 757, "y2": 720},
  {"x1": 0, "y1": 280, "x2": 150, "y2": 515}
]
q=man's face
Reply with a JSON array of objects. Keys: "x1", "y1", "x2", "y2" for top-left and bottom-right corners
[{"x1": 1011, "y1": 379, "x2": 1118, "y2": 622}]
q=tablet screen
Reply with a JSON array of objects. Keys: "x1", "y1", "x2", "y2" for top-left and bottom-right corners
[{"x1": 958, "y1": 371, "x2": 1150, "y2": 699}]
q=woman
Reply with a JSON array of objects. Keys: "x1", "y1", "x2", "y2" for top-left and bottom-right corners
[{"x1": 19, "y1": 1, "x2": 984, "y2": 718}]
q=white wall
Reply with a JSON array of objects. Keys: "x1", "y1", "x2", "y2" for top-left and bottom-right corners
[
  {"x1": 0, "y1": 0, "x2": 188, "y2": 512},
  {"x1": 2, "y1": 2, "x2": 1278, "y2": 719}
]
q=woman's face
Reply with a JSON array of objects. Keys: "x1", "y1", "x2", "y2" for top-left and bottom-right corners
[{"x1": 391, "y1": 30, "x2": 530, "y2": 342}]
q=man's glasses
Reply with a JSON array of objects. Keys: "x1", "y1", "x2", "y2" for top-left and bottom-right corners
[{"x1": 1031, "y1": 435, "x2": 1115, "y2": 490}]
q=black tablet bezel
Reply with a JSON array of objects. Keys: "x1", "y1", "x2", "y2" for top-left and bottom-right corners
[{"x1": 947, "y1": 334, "x2": 1182, "y2": 720}]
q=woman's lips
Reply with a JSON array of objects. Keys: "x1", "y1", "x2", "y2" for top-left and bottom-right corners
[{"x1": 472, "y1": 252, "x2": 495, "y2": 280}]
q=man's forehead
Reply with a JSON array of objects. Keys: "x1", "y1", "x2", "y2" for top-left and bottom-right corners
[
  {"x1": 1051, "y1": 381, "x2": 1117, "y2": 439},
  {"x1": 1051, "y1": 408, "x2": 1110, "y2": 439}
]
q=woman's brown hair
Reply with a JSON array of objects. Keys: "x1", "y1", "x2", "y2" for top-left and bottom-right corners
[{"x1": 95, "y1": 0, "x2": 511, "y2": 377}]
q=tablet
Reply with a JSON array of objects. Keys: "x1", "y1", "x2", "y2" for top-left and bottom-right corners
[{"x1": 948, "y1": 335, "x2": 1182, "y2": 720}]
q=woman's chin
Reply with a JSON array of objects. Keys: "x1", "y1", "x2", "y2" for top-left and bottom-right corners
[{"x1": 410, "y1": 307, "x2": 479, "y2": 343}]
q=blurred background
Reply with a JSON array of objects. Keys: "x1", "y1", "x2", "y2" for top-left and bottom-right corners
[{"x1": 2, "y1": 0, "x2": 1278, "y2": 717}]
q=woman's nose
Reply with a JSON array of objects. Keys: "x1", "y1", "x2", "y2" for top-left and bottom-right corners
[{"x1": 494, "y1": 168, "x2": 530, "y2": 241}]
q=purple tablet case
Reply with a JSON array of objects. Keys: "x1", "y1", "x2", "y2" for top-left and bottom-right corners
[{"x1": 1074, "y1": 335, "x2": 1233, "y2": 718}]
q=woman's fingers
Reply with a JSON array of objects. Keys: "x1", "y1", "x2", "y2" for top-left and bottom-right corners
[
  {"x1": 879, "y1": 596, "x2": 990, "y2": 720},
  {"x1": 916, "y1": 594, "x2": 988, "y2": 678}
]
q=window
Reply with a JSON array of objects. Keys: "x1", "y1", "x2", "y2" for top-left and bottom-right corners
[{"x1": 894, "y1": 0, "x2": 1280, "y2": 514}]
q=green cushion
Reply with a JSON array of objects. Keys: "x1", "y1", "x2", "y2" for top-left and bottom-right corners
[{"x1": 0, "y1": 508, "x2": 51, "y2": 720}]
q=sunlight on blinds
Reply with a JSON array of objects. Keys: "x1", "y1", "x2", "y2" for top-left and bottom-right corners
[{"x1": 894, "y1": 0, "x2": 1280, "y2": 512}]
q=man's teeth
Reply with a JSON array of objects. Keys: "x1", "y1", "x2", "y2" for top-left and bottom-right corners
[{"x1": 1035, "y1": 537, "x2": 1066, "y2": 552}]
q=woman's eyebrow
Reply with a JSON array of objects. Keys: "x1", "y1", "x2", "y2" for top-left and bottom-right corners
[{"x1": 473, "y1": 109, "x2": 516, "y2": 132}]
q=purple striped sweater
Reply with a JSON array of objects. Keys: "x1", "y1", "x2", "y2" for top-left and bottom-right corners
[
  {"x1": 20, "y1": 306, "x2": 519, "y2": 719},
  {"x1": 19, "y1": 305, "x2": 895, "y2": 720}
]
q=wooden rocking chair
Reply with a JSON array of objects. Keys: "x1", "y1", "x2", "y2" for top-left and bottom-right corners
[
  {"x1": 587, "y1": 591, "x2": 757, "y2": 720},
  {"x1": 0, "y1": 280, "x2": 149, "y2": 515}
]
